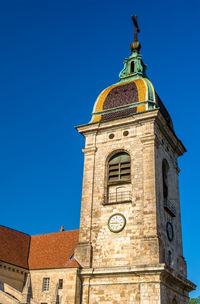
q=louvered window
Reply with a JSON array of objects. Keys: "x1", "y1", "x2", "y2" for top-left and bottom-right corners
[{"x1": 108, "y1": 152, "x2": 131, "y2": 184}]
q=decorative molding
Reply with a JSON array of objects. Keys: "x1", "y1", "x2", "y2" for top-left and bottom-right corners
[
  {"x1": 82, "y1": 147, "x2": 97, "y2": 155},
  {"x1": 140, "y1": 134, "x2": 157, "y2": 146},
  {"x1": 92, "y1": 100, "x2": 156, "y2": 117}
]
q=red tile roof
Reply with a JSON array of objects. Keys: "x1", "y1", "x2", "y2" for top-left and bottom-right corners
[
  {"x1": 28, "y1": 229, "x2": 79, "y2": 269},
  {"x1": 0, "y1": 226, "x2": 79, "y2": 270},
  {"x1": 0, "y1": 225, "x2": 30, "y2": 269}
]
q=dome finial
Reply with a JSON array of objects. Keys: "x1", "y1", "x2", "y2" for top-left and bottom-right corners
[
  {"x1": 130, "y1": 15, "x2": 141, "y2": 52},
  {"x1": 119, "y1": 15, "x2": 147, "y2": 82}
]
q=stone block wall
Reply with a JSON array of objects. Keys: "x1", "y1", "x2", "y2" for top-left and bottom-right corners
[
  {"x1": 76, "y1": 111, "x2": 187, "y2": 277},
  {"x1": 81, "y1": 271, "x2": 162, "y2": 304},
  {"x1": 77, "y1": 113, "x2": 159, "y2": 269},
  {"x1": 30, "y1": 268, "x2": 80, "y2": 304},
  {"x1": 154, "y1": 117, "x2": 186, "y2": 276}
]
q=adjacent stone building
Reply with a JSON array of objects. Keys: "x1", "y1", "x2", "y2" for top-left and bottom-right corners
[
  {"x1": 0, "y1": 225, "x2": 80, "y2": 304},
  {"x1": 0, "y1": 18, "x2": 196, "y2": 303}
]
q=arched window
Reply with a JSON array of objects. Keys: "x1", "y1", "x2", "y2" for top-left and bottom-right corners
[
  {"x1": 162, "y1": 159, "x2": 169, "y2": 201},
  {"x1": 108, "y1": 152, "x2": 131, "y2": 184},
  {"x1": 172, "y1": 298, "x2": 177, "y2": 304},
  {"x1": 131, "y1": 61, "x2": 135, "y2": 73},
  {"x1": 105, "y1": 152, "x2": 131, "y2": 204}
]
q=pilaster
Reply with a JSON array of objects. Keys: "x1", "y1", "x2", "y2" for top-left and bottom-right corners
[{"x1": 75, "y1": 141, "x2": 97, "y2": 267}]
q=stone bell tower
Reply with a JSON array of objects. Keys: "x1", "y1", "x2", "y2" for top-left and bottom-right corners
[{"x1": 75, "y1": 16, "x2": 195, "y2": 304}]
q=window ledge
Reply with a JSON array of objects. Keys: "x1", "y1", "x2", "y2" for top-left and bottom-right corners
[
  {"x1": 103, "y1": 200, "x2": 132, "y2": 206},
  {"x1": 108, "y1": 180, "x2": 131, "y2": 186}
]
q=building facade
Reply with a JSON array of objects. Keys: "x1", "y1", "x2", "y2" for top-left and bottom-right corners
[{"x1": 0, "y1": 18, "x2": 196, "y2": 304}]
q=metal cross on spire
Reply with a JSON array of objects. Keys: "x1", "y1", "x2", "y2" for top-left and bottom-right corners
[
  {"x1": 130, "y1": 15, "x2": 141, "y2": 53},
  {"x1": 132, "y1": 15, "x2": 140, "y2": 42}
]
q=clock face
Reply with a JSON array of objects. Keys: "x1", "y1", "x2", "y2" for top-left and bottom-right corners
[
  {"x1": 108, "y1": 213, "x2": 126, "y2": 233},
  {"x1": 166, "y1": 222, "x2": 174, "y2": 241}
]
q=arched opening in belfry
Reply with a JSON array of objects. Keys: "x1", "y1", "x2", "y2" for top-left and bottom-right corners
[
  {"x1": 162, "y1": 159, "x2": 169, "y2": 201},
  {"x1": 106, "y1": 151, "x2": 131, "y2": 204}
]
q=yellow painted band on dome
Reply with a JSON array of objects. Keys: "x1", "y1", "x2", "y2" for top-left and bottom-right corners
[
  {"x1": 136, "y1": 78, "x2": 148, "y2": 112},
  {"x1": 92, "y1": 115, "x2": 101, "y2": 122},
  {"x1": 91, "y1": 85, "x2": 117, "y2": 123},
  {"x1": 91, "y1": 79, "x2": 148, "y2": 122},
  {"x1": 92, "y1": 114, "x2": 101, "y2": 122},
  {"x1": 135, "y1": 78, "x2": 147, "y2": 101}
]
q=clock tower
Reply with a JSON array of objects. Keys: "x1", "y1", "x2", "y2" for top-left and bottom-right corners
[{"x1": 75, "y1": 17, "x2": 195, "y2": 304}]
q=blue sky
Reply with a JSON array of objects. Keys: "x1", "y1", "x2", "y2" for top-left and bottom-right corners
[{"x1": 0, "y1": 0, "x2": 199, "y2": 297}]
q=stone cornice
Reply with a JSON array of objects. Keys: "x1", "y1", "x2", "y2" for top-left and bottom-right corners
[
  {"x1": 75, "y1": 110, "x2": 186, "y2": 156},
  {"x1": 82, "y1": 147, "x2": 97, "y2": 155},
  {"x1": 79, "y1": 264, "x2": 196, "y2": 291},
  {"x1": 140, "y1": 134, "x2": 158, "y2": 147},
  {"x1": 161, "y1": 266, "x2": 196, "y2": 292},
  {"x1": 80, "y1": 264, "x2": 165, "y2": 278},
  {"x1": 155, "y1": 111, "x2": 186, "y2": 156}
]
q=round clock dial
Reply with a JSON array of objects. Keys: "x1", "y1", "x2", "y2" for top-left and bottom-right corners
[
  {"x1": 108, "y1": 213, "x2": 126, "y2": 233},
  {"x1": 166, "y1": 222, "x2": 174, "y2": 241}
]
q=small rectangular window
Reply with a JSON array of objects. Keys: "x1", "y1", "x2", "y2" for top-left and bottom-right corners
[
  {"x1": 42, "y1": 278, "x2": 50, "y2": 292},
  {"x1": 58, "y1": 279, "x2": 63, "y2": 289}
]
